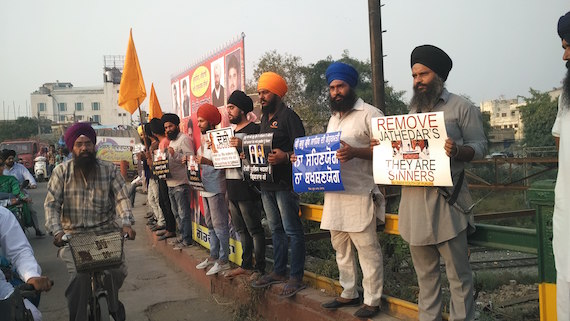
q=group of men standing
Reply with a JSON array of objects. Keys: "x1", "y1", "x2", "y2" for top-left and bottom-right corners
[
  {"x1": 303, "y1": 44, "x2": 487, "y2": 320},
  {"x1": 126, "y1": 44, "x2": 487, "y2": 320},
  {"x1": 37, "y1": 11, "x2": 570, "y2": 319}
]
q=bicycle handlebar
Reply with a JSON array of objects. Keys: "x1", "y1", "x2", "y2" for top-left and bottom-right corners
[{"x1": 61, "y1": 233, "x2": 129, "y2": 243}]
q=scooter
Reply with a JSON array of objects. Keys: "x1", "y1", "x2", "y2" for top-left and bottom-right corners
[{"x1": 33, "y1": 156, "x2": 47, "y2": 182}]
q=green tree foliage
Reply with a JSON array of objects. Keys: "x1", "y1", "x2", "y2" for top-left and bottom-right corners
[
  {"x1": 519, "y1": 88, "x2": 558, "y2": 147},
  {"x1": 250, "y1": 50, "x2": 307, "y2": 109},
  {"x1": 249, "y1": 50, "x2": 408, "y2": 135},
  {"x1": 0, "y1": 117, "x2": 52, "y2": 142},
  {"x1": 303, "y1": 50, "x2": 408, "y2": 118}
]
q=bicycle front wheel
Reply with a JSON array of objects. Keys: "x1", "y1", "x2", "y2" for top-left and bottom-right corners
[{"x1": 95, "y1": 294, "x2": 110, "y2": 321}]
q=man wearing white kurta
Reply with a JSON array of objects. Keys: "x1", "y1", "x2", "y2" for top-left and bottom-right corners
[
  {"x1": 553, "y1": 11, "x2": 570, "y2": 320},
  {"x1": 319, "y1": 62, "x2": 385, "y2": 319},
  {"x1": 0, "y1": 206, "x2": 52, "y2": 320}
]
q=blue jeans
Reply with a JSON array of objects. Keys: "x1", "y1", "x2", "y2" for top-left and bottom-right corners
[
  {"x1": 168, "y1": 184, "x2": 192, "y2": 244},
  {"x1": 203, "y1": 193, "x2": 230, "y2": 264},
  {"x1": 261, "y1": 190, "x2": 305, "y2": 280}
]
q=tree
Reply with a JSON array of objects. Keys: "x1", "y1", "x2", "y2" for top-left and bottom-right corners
[
  {"x1": 302, "y1": 50, "x2": 408, "y2": 133},
  {"x1": 519, "y1": 88, "x2": 558, "y2": 147},
  {"x1": 249, "y1": 50, "x2": 408, "y2": 134},
  {"x1": 0, "y1": 117, "x2": 52, "y2": 142},
  {"x1": 249, "y1": 50, "x2": 307, "y2": 110}
]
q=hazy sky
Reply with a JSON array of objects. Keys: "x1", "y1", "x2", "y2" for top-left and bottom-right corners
[{"x1": 1, "y1": 0, "x2": 568, "y2": 118}]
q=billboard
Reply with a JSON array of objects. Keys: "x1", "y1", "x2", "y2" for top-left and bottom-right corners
[
  {"x1": 171, "y1": 35, "x2": 245, "y2": 139},
  {"x1": 170, "y1": 35, "x2": 246, "y2": 264}
]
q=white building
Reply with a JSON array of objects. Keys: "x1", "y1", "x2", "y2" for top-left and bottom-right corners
[
  {"x1": 480, "y1": 97, "x2": 524, "y2": 140},
  {"x1": 480, "y1": 87, "x2": 562, "y2": 141},
  {"x1": 30, "y1": 56, "x2": 132, "y2": 127}
]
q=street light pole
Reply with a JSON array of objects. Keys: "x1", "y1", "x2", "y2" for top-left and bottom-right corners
[
  {"x1": 37, "y1": 109, "x2": 41, "y2": 136},
  {"x1": 48, "y1": 93, "x2": 58, "y2": 123}
]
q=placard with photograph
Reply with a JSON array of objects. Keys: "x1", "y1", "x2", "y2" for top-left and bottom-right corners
[
  {"x1": 371, "y1": 112, "x2": 452, "y2": 186},
  {"x1": 152, "y1": 149, "x2": 170, "y2": 179},
  {"x1": 187, "y1": 155, "x2": 205, "y2": 191},
  {"x1": 242, "y1": 133, "x2": 274, "y2": 182},
  {"x1": 206, "y1": 127, "x2": 241, "y2": 169}
]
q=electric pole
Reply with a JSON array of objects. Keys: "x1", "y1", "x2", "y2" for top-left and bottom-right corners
[{"x1": 368, "y1": 0, "x2": 386, "y2": 113}]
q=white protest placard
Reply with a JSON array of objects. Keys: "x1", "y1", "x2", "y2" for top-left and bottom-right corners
[
  {"x1": 371, "y1": 112, "x2": 452, "y2": 187},
  {"x1": 206, "y1": 127, "x2": 241, "y2": 169}
]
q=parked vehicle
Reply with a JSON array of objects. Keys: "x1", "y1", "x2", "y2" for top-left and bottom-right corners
[
  {"x1": 33, "y1": 156, "x2": 47, "y2": 181},
  {"x1": 485, "y1": 152, "x2": 508, "y2": 159},
  {"x1": 0, "y1": 140, "x2": 47, "y2": 173}
]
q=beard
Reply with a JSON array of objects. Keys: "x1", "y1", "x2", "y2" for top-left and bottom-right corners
[
  {"x1": 329, "y1": 88, "x2": 357, "y2": 113},
  {"x1": 409, "y1": 75, "x2": 445, "y2": 113},
  {"x1": 73, "y1": 151, "x2": 97, "y2": 173},
  {"x1": 200, "y1": 126, "x2": 211, "y2": 135},
  {"x1": 563, "y1": 64, "x2": 570, "y2": 111},
  {"x1": 229, "y1": 112, "x2": 243, "y2": 124},
  {"x1": 261, "y1": 95, "x2": 278, "y2": 114},
  {"x1": 166, "y1": 127, "x2": 180, "y2": 140}
]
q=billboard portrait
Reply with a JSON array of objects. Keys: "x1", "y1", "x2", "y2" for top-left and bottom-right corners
[
  {"x1": 181, "y1": 76, "x2": 190, "y2": 118},
  {"x1": 210, "y1": 58, "x2": 225, "y2": 107},
  {"x1": 169, "y1": 35, "x2": 247, "y2": 265},
  {"x1": 171, "y1": 80, "x2": 180, "y2": 114},
  {"x1": 225, "y1": 48, "x2": 242, "y2": 96}
]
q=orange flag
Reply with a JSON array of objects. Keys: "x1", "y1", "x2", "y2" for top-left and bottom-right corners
[
  {"x1": 118, "y1": 29, "x2": 146, "y2": 114},
  {"x1": 148, "y1": 83, "x2": 163, "y2": 121}
]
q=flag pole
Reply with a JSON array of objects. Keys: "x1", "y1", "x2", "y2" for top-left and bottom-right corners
[{"x1": 137, "y1": 98, "x2": 149, "y2": 152}]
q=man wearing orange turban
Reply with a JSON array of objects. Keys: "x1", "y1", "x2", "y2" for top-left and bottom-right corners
[
  {"x1": 257, "y1": 72, "x2": 288, "y2": 98},
  {"x1": 251, "y1": 72, "x2": 307, "y2": 298}
]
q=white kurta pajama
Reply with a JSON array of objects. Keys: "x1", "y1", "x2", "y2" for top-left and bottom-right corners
[
  {"x1": 552, "y1": 92, "x2": 570, "y2": 321},
  {"x1": 321, "y1": 98, "x2": 385, "y2": 307}
]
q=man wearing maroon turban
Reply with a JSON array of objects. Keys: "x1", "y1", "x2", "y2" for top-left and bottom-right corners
[{"x1": 45, "y1": 122, "x2": 136, "y2": 321}]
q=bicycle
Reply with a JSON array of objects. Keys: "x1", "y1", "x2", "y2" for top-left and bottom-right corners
[{"x1": 63, "y1": 231, "x2": 125, "y2": 321}]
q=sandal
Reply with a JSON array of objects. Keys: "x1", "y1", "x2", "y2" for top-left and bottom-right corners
[
  {"x1": 279, "y1": 279, "x2": 307, "y2": 298},
  {"x1": 158, "y1": 232, "x2": 176, "y2": 241},
  {"x1": 224, "y1": 267, "x2": 252, "y2": 279},
  {"x1": 250, "y1": 272, "x2": 286, "y2": 288}
]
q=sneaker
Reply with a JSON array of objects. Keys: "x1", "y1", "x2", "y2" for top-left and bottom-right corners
[
  {"x1": 167, "y1": 237, "x2": 183, "y2": 245},
  {"x1": 206, "y1": 262, "x2": 231, "y2": 276},
  {"x1": 173, "y1": 241, "x2": 191, "y2": 250},
  {"x1": 196, "y1": 258, "x2": 216, "y2": 270}
]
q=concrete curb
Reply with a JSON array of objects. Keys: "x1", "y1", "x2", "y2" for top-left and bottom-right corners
[{"x1": 144, "y1": 227, "x2": 401, "y2": 321}]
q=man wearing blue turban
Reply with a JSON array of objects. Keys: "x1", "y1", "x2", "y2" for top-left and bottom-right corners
[{"x1": 319, "y1": 62, "x2": 385, "y2": 318}]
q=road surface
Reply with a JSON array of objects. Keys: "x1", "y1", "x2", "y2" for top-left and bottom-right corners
[{"x1": 25, "y1": 180, "x2": 234, "y2": 321}]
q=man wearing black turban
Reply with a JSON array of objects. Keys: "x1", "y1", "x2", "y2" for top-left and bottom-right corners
[
  {"x1": 397, "y1": 45, "x2": 487, "y2": 321},
  {"x1": 552, "y1": 10, "x2": 570, "y2": 320}
]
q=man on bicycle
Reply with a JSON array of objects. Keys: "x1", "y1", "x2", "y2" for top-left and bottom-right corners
[
  {"x1": 0, "y1": 206, "x2": 52, "y2": 321},
  {"x1": 44, "y1": 122, "x2": 136, "y2": 321}
]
